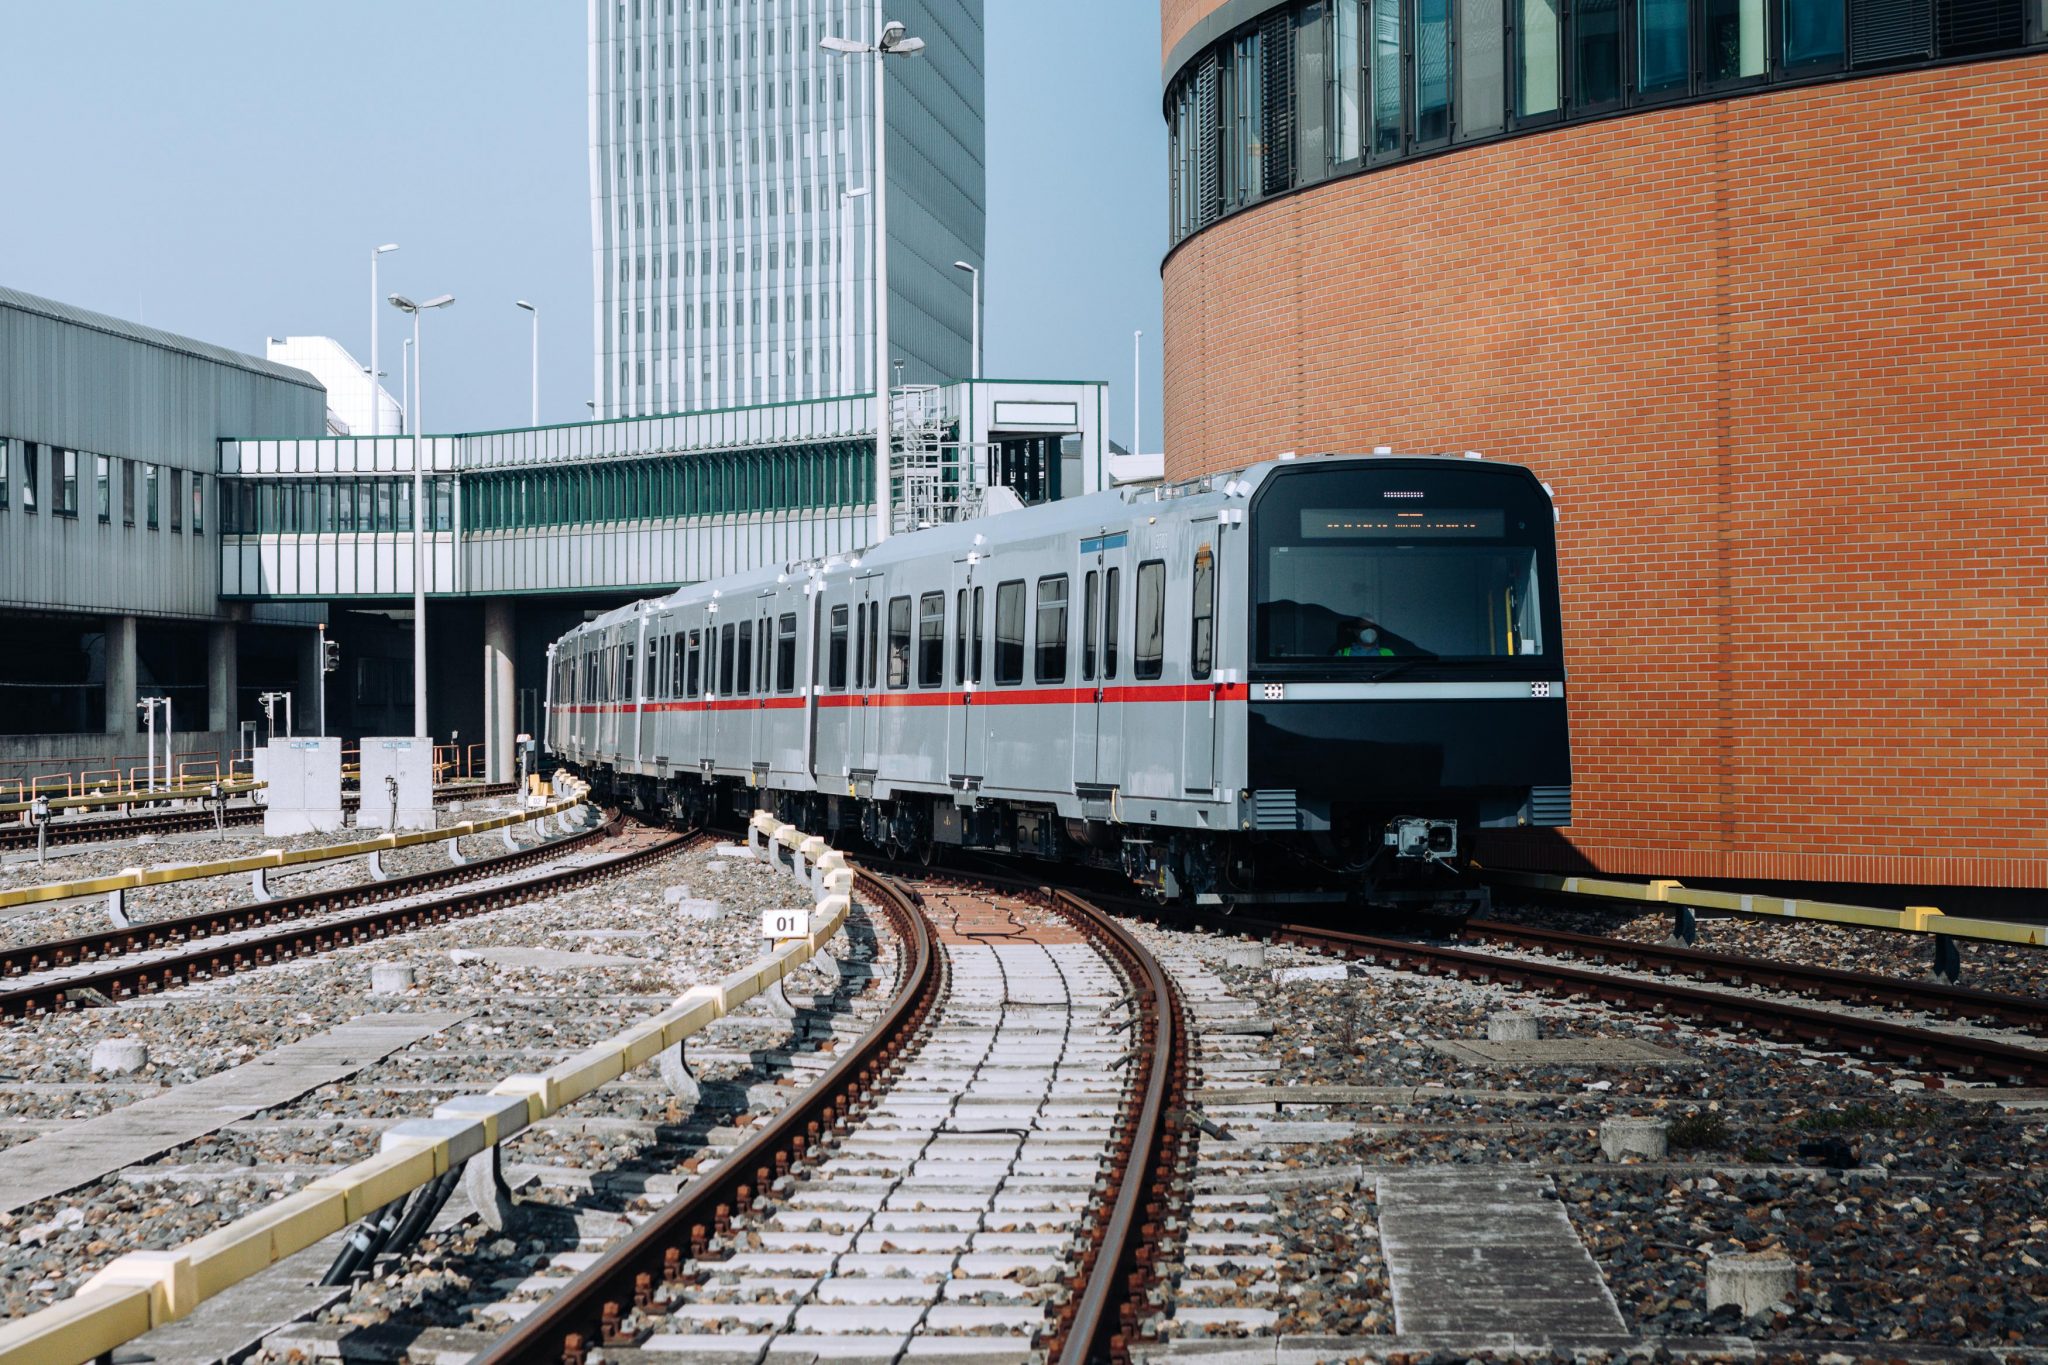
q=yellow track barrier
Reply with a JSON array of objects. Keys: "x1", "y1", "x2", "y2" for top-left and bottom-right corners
[
  {"x1": 0, "y1": 809, "x2": 854, "y2": 1365},
  {"x1": 0, "y1": 781, "x2": 266, "y2": 819},
  {"x1": 1482, "y1": 867, "x2": 2046, "y2": 948},
  {"x1": 0, "y1": 787, "x2": 591, "y2": 913}
]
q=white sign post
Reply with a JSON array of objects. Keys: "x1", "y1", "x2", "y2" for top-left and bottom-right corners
[{"x1": 761, "y1": 909, "x2": 811, "y2": 941}]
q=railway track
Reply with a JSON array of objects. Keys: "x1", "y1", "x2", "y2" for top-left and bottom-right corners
[
  {"x1": 0, "y1": 815, "x2": 692, "y2": 1019},
  {"x1": 478, "y1": 865, "x2": 1188, "y2": 1365},
  {"x1": 1459, "y1": 917, "x2": 2048, "y2": 1036},
  {"x1": 0, "y1": 783, "x2": 520, "y2": 853},
  {"x1": 1197, "y1": 910, "x2": 2048, "y2": 1086},
  {"x1": 0, "y1": 819, "x2": 609, "y2": 980}
]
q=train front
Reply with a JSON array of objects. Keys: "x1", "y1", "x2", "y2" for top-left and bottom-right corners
[{"x1": 1242, "y1": 455, "x2": 1569, "y2": 913}]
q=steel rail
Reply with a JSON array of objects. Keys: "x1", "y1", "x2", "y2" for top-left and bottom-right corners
[
  {"x1": 0, "y1": 817, "x2": 689, "y2": 1019},
  {"x1": 1042, "y1": 886, "x2": 1188, "y2": 1365},
  {"x1": 1461, "y1": 918, "x2": 2048, "y2": 1036},
  {"x1": 0, "y1": 823, "x2": 609, "y2": 980},
  {"x1": 0, "y1": 783, "x2": 519, "y2": 853},
  {"x1": 472, "y1": 865, "x2": 941, "y2": 1365},
  {"x1": 1207, "y1": 913, "x2": 2048, "y2": 1085}
]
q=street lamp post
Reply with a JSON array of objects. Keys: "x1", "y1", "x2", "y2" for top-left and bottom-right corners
[
  {"x1": 401, "y1": 337, "x2": 412, "y2": 435},
  {"x1": 952, "y1": 261, "x2": 979, "y2": 380},
  {"x1": 1133, "y1": 329, "x2": 1143, "y2": 458},
  {"x1": 516, "y1": 300, "x2": 539, "y2": 427},
  {"x1": 368, "y1": 244, "x2": 398, "y2": 436},
  {"x1": 838, "y1": 187, "x2": 869, "y2": 396},
  {"x1": 388, "y1": 292, "x2": 455, "y2": 739},
  {"x1": 822, "y1": 11, "x2": 924, "y2": 543}
]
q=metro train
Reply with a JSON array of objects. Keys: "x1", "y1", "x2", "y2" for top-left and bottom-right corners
[{"x1": 546, "y1": 452, "x2": 1571, "y2": 912}]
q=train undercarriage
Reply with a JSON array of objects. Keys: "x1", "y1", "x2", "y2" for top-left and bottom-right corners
[{"x1": 577, "y1": 763, "x2": 1489, "y2": 919}]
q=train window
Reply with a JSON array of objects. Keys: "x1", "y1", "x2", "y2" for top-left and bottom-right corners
[
  {"x1": 918, "y1": 593, "x2": 944, "y2": 687},
  {"x1": 737, "y1": 620, "x2": 754, "y2": 695},
  {"x1": 971, "y1": 585, "x2": 984, "y2": 683},
  {"x1": 954, "y1": 590, "x2": 968, "y2": 686},
  {"x1": 777, "y1": 612, "x2": 797, "y2": 693},
  {"x1": 994, "y1": 580, "x2": 1025, "y2": 685},
  {"x1": 872, "y1": 601, "x2": 888, "y2": 687},
  {"x1": 1036, "y1": 576, "x2": 1069, "y2": 684},
  {"x1": 1104, "y1": 568, "x2": 1121, "y2": 679},
  {"x1": 1135, "y1": 559, "x2": 1166, "y2": 680},
  {"x1": 623, "y1": 641, "x2": 636, "y2": 700},
  {"x1": 672, "y1": 632, "x2": 685, "y2": 696},
  {"x1": 719, "y1": 623, "x2": 735, "y2": 696},
  {"x1": 886, "y1": 596, "x2": 911, "y2": 689},
  {"x1": 686, "y1": 630, "x2": 702, "y2": 697},
  {"x1": 858, "y1": 602, "x2": 872, "y2": 688},
  {"x1": 1082, "y1": 571, "x2": 1100, "y2": 682},
  {"x1": 829, "y1": 605, "x2": 849, "y2": 689},
  {"x1": 1191, "y1": 544, "x2": 1215, "y2": 681},
  {"x1": 757, "y1": 617, "x2": 771, "y2": 694}
]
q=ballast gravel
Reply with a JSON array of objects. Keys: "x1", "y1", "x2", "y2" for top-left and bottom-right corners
[
  {"x1": 1115, "y1": 918, "x2": 2048, "y2": 1354},
  {"x1": 0, "y1": 833, "x2": 857, "y2": 1324}
]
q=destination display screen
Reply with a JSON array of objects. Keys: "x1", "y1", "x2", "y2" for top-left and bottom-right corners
[{"x1": 1300, "y1": 508, "x2": 1506, "y2": 539}]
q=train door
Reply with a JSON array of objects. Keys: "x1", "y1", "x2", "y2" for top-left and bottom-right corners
[
  {"x1": 1182, "y1": 522, "x2": 1220, "y2": 795},
  {"x1": 752, "y1": 593, "x2": 776, "y2": 780},
  {"x1": 949, "y1": 555, "x2": 983, "y2": 785},
  {"x1": 1073, "y1": 530, "x2": 1129, "y2": 791},
  {"x1": 855, "y1": 573, "x2": 884, "y2": 778}
]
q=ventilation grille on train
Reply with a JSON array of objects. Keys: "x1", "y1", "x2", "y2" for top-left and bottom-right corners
[
  {"x1": 1529, "y1": 785, "x2": 1573, "y2": 826},
  {"x1": 1251, "y1": 789, "x2": 1299, "y2": 831}
]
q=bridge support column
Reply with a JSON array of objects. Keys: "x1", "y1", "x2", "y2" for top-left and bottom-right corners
[
  {"x1": 483, "y1": 599, "x2": 516, "y2": 784},
  {"x1": 105, "y1": 615, "x2": 137, "y2": 739}
]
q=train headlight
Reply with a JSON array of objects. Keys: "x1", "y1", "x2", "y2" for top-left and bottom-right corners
[{"x1": 1387, "y1": 818, "x2": 1458, "y2": 861}]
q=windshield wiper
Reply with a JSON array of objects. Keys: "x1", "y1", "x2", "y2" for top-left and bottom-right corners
[{"x1": 1361, "y1": 652, "x2": 1439, "y2": 682}]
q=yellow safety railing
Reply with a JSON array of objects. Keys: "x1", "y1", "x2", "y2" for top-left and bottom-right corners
[
  {"x1": 0, "y1": 781, "x2": 267, "y2": 820},
  {"x1": 0, "y1": 784, "x2": 590, "y2": 913},
  {"x1": 0, "y1": 809, "x2": 852, "y2": 1365},
  {"x1": 1481, "y1": 867, "x2": 2047, "y2": 948}
]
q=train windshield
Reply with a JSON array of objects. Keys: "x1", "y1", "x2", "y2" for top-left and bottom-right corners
[{"x1": 1252, "y1": 465, "x2": 1553, "y2": 667}]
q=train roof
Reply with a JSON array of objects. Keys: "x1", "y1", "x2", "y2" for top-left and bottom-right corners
[{"x1": 561, "y1": 453, "x2": 1541, "y2": 641}]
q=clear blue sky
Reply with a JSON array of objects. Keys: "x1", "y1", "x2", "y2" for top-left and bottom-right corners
[{"x1": 0, "y1": 2, "x2": 1166, "y2": 448}]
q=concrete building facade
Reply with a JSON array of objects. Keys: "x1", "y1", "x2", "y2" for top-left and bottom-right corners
[
  {"x1": 1156, "y1": 0, "x2": 2048, "y2": 891},
  {"x1": 0, "y1": 287, "x2": 328, "y2": 788},
  {"x1": 590, "y1": 0, "x2": 986, "y2": 417}
]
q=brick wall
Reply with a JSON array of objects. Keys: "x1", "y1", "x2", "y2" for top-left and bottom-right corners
[{"x1": 1162, "y1": 57, "x2": 2048, "y2": 889}]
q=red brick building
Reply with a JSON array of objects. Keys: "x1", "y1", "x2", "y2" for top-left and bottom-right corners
[{"x1": 1160, "y1": 0, "x2": 2048, "y2": 889}]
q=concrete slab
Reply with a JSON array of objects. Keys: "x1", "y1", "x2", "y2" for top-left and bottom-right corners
[
  {"x1": 116, "y1": 1232, "x2": 349, "y2": 1364},
  {"x1": 810, "y1": 1278, "x2": 938, "y2": 1304},
  {"x1": 447, "y1": 946, "x2": 642, "y2": 970},
  {"x1": 790, "y1": 1304, "x2": 927, "y2": 1333},
  {"x1": 1425, "y1": 1038, "x2": 1697, "y2": 1066},
  {"x1": 924, "y1": 1304, "x2": 1045, "y2": 1332},
  {"x1": 0, "y1": 1011, "x2": 467, "y2": 1214},
  {"x1": 1378, "y1": 1169, "x2": 1627, "y2": 1339}
]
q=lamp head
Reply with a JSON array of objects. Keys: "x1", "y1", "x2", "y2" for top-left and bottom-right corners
[
  {"x1": 952, "y1": 260, "x2": 975, "y2": 274},
  {"x1": 388, "y1": 293, "x2": 418, "y2": 313},
  {"x1": 516, "y1": 299, "x2": 536, "y2": 312},
  {"x1": 376, "y1": 243, "x2": 399, "y2": 254},
  {"x1": 818, "y1": 34, "x2": 866, "y2": 53},
  {"x1": 421, "y1": 294, "x2": 455, "y2": 310}
]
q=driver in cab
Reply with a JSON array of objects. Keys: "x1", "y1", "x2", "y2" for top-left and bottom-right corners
[{"x1": 1336, "y1": 616, "x2": 1423, "y2": 657}]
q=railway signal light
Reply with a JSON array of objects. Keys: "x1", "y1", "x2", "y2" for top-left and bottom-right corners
[{"x1": 323, "y1": 640, "x2": 341, "y2": 674}]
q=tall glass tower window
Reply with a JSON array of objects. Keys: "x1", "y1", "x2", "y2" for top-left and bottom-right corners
[
  {"x1": 1334, "y1": 0, "x2": 1365, "y2": 160},
  {"x1": 1413, "y1": 0, "x2": 1453, "y2": 143},
  {"x1": 1783, "y1": 0, "x2": 1847, "y2": 63},
  {"x1": 1576, "y1": 0, "x2": 1624, "y2": 106},
  {"x1": 1519, "y1": 0, "x2": 1564, "y2": 115},
  {"x1": 1457, "y1": 0, "x2": 1507, "y2": 137},
  {"x1": 1370, "y1": 0, "x2": 1403, "y2": 153},
  {"x1": 1638, "y1": 0, "x2": 1692, "y2": 92},
  {"x1": 1703, "y1": 0, "x2": 1769, "y2": 78}
]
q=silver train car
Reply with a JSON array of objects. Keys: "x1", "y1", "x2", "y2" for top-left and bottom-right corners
[{"x1": 547, "y1": 453, "x2": 1571, "y2": 910}]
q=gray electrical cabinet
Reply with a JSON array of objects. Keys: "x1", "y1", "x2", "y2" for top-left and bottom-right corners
[
  {"x1": 260, "y1": 738, "x2": 344, "y2": 836},
  {"x1": 358, "y1": 737, "x2": 435, "y2": 830}
]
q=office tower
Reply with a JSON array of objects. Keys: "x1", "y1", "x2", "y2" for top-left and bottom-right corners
[{"x1": 591, "y1": 0, "x2": 984, "y2": 418}]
